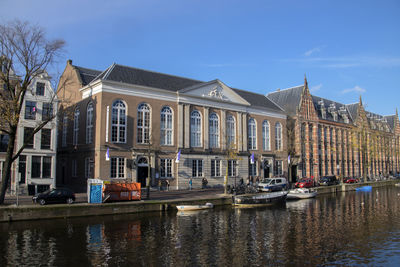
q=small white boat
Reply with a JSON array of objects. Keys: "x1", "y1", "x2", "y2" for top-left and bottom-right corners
[
  {"x1": 233, "y1": 191, "x2": 288, "y2": 207},
  {"x1": 287, "y1": 188, "x2": 317, "y2": 200},
  {"x1": 176, "y1": 202, "x2": 214, "y2": 211},
  {"x1": 395, "y1": 183, "x2": 400, "y2": 187}
]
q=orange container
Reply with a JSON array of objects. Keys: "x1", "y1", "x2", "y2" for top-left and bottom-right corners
[{"x1": 103, "y1": 183, "x2": 141, "y2": 201}]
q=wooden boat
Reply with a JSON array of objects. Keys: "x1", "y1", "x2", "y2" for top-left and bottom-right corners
[
  {"x1": 176, "y1": 202, "x2": 214, "y2": 211},
  {"x1": 233, "y1": 191, "x2": 288, "y2": 207},
  {"x1": 287, "y1": 188, "x2": 317, "y2": 200}
]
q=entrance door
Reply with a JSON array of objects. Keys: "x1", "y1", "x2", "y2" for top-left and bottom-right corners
[
  {"x1": 291, "y1": 165, "x2": 297, "y2": 183},
  {"x1": 137, "y1": 166, "x2": 148, "y2": 187},
  {"x1": 18, "y1": 155, "x2": 26, "y2": 184},
  {"x1": 263, "y1": 160, "x2": 270, "y2": 179}
]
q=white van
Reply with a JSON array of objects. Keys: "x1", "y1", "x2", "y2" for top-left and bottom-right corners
[{"x1": 258, "y1": 177, "x2": 288, "y2": 192}]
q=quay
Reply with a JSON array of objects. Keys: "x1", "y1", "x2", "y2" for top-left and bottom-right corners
[{"x1": 0, "y1": 180, "x2": 398, "y2": 223}]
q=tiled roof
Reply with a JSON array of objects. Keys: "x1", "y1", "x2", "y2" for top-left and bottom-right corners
[
  {"x1": 311, "y1": 95, "x2": 353, "y2": 124},
  {"x1": 266, "y1": 86, "x2": 303, "y2": 116},
  {"x1": 73, "y1": 66, "x2": 102, "y2": 86},
  {"x1": 233, "y1": 88, "x2": 285, "y2": 113}
]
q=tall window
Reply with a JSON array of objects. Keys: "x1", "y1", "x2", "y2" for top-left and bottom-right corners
[
  {"x1": 137, "y1": 103, "x2": 150, "y2": 144},
  {"x1": 41, "y1": 129, "x2": 51, "y2": 149},
  {"x1": 192, "y1": 159, "x2": 203, "y2": 177},
  {"x1": 160, "y1": 106, "x2": 173, "y2": 145},
  {"x1": 24, "y1": 127, "x2": 34, "y2": 148},
  {"x1": 112, "y1": 100, "x2": 126, "y2": 143},
  {"x1": 73, "y1": 108, "x2": 80, "y2": 146},
  {"x1": 226, "y1": 115, "x2": 236, "y2": 147},
  {"x1": 0, "y1": 134, "x2": 9, "y2": 152},
  {"x1": 209, "y1": 113, "x2": 220, "y2": 148},
  {"x1": 62, "y1": 115, "x2": 67, "y2": 147},
  {"x1": 211, "y1": 159, "x2": 221, "y2": 177},
  {"x1": 275, "y1": 122, "x2": 282, "y2": 151},
  {"x1": 31, "y1": 156, "x2": 51, "y2": 178},
  {"x1": 228, "y1": 160, "x2": 237, "y2": 177},
  {"x1": 191, "y1": 110, "x2": 202, "y2": 147},
  {"x1": 274, "y1": 160, "x2": 283, "y2": 176},
  {"x1": 36, "y1": 82, "x2": 45, "y2": 96},
  {"x1": 249, "y1": 159, "x2": 257, "y2": 176},
  {"x1": 160, "y1": 159, "x2": 172, "y2": 178},
  {"x1": 262, "y1": 120, "x2": 270, "y2": 150},
  {"x1": 25, "y1": 101, "x2": 36, "y2": 120},
  {"x1": 86, "y1": 102, "x2": 94, "y2": 144},
  {"x1": 42, "y1": 103, "x2": 53, "y2": 121},
  {"x1": 248, "y1": 118, "x2": 256, "y2": 150},
  {"x1": 111, "y1": 157, "x2": 125, "y2": 178},
  {"x1": 85, "y1": 157, "x2": 94, "y2": 178}
]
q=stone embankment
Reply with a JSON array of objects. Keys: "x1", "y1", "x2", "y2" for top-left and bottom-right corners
[{"x1": 0, "y1": 180, "x2": 398, "y2": 222}]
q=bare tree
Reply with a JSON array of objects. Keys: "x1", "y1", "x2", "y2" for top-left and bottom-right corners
[{"x1": 0, "y1": 21, "x2": 65, "y2": 204}]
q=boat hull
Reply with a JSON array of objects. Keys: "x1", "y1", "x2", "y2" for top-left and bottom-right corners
[
  {"x1": 287, "y1": 189, "x2": 317, "y2": 200},
  {"x1": 233, "y1": 191, "x2": 287, "y2": 207},
  {"x1": 176, "y1": 203, "x2": 214, "y2": 211}
]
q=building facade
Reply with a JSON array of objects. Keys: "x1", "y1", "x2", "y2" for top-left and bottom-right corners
[
  {"x1": 267, "y1": 77, "x2": 400, "y2": 184},
  {"x1": 57, "y1": 60, "x2": 288, "y2": 192}
]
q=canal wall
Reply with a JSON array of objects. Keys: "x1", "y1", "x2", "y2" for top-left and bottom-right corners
[{"x1": 0, "y1": 180, "x2": 398, "y2": 222}]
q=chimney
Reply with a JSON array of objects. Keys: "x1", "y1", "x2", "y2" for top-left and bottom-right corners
[{"x1": 67, "y1": 59, "x2": 72, "y2": 65}]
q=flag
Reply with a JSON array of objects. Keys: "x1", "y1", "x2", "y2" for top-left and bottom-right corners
[
  {"x1": 250, "y1": 152, "x2": 254, "y2": 164},
  {"x1": 175, "y1": 149, "x2": 181, "y2": 163},
  {"x1": 288, "y1": 155, "x2": 291, "y2": 164},
  {"x1": 105, "y1": 147, "x2": 110, "y2": 161}
]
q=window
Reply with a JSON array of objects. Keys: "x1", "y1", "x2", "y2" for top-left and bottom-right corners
[
  {"x1": 191, "y1": 110, "x2": 202, "y2": 147},
  {"x1": 24, "y1": 127, "x2": 34, "y2": 148},
  {"x1": 248, "y1": 118, "x2": 257, "y2": 150},
  {"x1": 0, "y1": 134, "x2": 9, "y2": 152},
  {"x1": 160, "y1": 159, "x2": 172, "y2": 178},
  {"x1": 85, "y1": 158, "x2": 94, "y2": 178},
  {"x1": 25, "y1": 101, "x2": 36, "y2": 120},
  {"x1": 209, "y1": 113, "x2": 220, "y2": 148},
  {"x1": 228, "y1": 160, "x2": 237, "y2": 177},
  {"x1": 275, "y1": 122, "x2": 282, "y2": 151},
  {"x1": 86, "y1": 102, "x2": 94, "y2": 144},
  {"x1": 43, "y1": 157, "x2": 51, "y2": 178},
  {"x1": 226, "y1": 115, "x2": 236, "y2": 147},
  {"x1": 62, "y1": 115, "x2": 67, "y2": 147},
  {"x1": 111, "y1": 100, "x2": 126, "y2": 143},
  {"x1": 160, "y1": 106, "x2": 173, "y2": 145},
  {"x1": 73, "y1": 108, "x2": 80, "y2": 146},
  {"x1": 192, "y1": 159, "x2": 203, "y2": 177},
  {"x1": 31, "y1": 156, "x2": 41, "y2": 178},
  {"x1": 262, "y1": 120, "x2": 270, "y2": 150},
  {"x1": 137, "y1": 103, "x2": 150, "y2": 144},
  {"x1": 211, "y1": 159, "x2": 221, "y2": 177},
  {"x1": 111, "y1": 157, "x2": 125, "y2": 178},
  {"x1": 249, "y1": 159, "x2": 257, "y2": 176},
  {"x1": 72, "y1": 159, "x2": 77, "y2": 177},
  {"x1": 36, "y1": 82, "x2": 45, "y2": 96},
  {"x1": 42, "y1": 103, "x2": 53, "y2": 121},
  {"x1": 274, "y1": 160, "x2": 283, "y2": 176},
  {"x1": 31, "y1": 156, "x2": 51, "y2": 178},
  {"x1": 41, "y1": 129, "x2": 51, "y2": 149}
]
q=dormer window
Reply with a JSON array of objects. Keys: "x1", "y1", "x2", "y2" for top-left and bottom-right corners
[
  {"x1": 319, "y1": 100, "x2": 326, "y2": 119},
  {"x1": 332, "y1": 112, "x2": 338, "y2": 121}
]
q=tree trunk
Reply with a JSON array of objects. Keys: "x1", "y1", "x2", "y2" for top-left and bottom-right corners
[{"x1": 0, "y1": 130, "x2": 17, "y2": 204}]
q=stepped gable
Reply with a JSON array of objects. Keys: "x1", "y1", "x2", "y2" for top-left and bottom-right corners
[{"x1": 266, "y1": 85, "x2": 303, "y2": 116}]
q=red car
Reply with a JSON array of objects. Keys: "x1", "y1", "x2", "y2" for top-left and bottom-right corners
[
  {"x1": 344, "y1": 177, "x2": 358, "y2": 184},
  {"x1": 295, "y1": 178, "x2": 313, "y2": 188}
]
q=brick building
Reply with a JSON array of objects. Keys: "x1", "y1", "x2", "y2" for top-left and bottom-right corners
[
  {"x1": 57, "y1": 60, "x2": 287, "y2": 192},
  {"x1": 267, "y1": 77, "x2": 400, "y2": 184}
]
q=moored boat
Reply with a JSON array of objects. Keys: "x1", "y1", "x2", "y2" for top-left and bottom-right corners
[
  {"x1": 287, "y1": 188, "x2": 317, "y2": 200},
  {"x1": 233, "y1": 191, "x2": 288, "y2": 207},
  {"x1": 176, "y1": 202, "x2": 214, "y2": 211},
  {"x1": 356, "y1": 185, "x2": 372, "y2": 192}
]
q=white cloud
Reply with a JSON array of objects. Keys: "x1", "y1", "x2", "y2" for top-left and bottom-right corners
[
  {"x1": 341, "y1": 85, "x2": 366, "y2": 94},
  {"x1": 310, "y1": 83, "x2": 322, "y2": 92},
  {"x1": 304, "y1": 47, "x2": 321, "y2": 57}
]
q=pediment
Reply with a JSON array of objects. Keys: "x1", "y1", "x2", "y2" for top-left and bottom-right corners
[{"x1": 179, "y1": 80, "x2": 250, "y2": 105}]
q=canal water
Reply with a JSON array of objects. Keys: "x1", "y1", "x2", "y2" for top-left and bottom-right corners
[{"x1": 1, "y1": 186, "x2": 400, "y2": 266}]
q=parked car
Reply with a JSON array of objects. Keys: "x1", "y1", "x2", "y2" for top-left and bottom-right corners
[
  {"x1": 295, "y1": 178, "x2": 313, "y2": 188},
  {"x1": 344, "y1": 177, "x2": 358, "y2": 184},
  {"x1": 318, "y1": 176, "x2": 339, "y2": 186},
  {"x1": 258, "y1": 177, "x2": 288, "y2": 192},
  {"x1": 32, "y1": 188, "x2": 75, "y2": 205}
]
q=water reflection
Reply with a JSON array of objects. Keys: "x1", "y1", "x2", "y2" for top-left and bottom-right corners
[{"x1": 1, "y1": 186, "x2": 400, "y2": 266}]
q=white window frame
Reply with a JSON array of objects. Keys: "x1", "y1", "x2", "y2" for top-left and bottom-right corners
[
  {"x1": 275, "y1": 122, "x2": 282, "y2": 151},
  {"x1": 228, "y1": 160, "x2": 237, "y2": 177},
  {"x1": 160, "y1": 106, "x2": 173, "y2": 146},
  {"x1": 262, "y1": 120, "x2": 270, "y2": 151},
  {"x1": 211, "y1": 159, "x2": 221, "y2": 177},
  {"x1": 209, "y1": 113, "x2": 220, "y2": 148},
  {"x1": 190, "y1": 110, "x2": 202, "y2": 147},
  {"x1": 111, "y1": 157, "x2": 125, "y2": 179},
  {"x1": 226, "y1": 115, "x2": 236, "y2": 148},
  {"x1": 249, "y1": 158, "x2": 257, "y2": 176},
  {"x1": 160, "y1": 158, "x2": 172, "y2": 178},
  {"x1": 192, "y1": 159, "x2": 203, "y2": 177},
  {"x1": 137, "y1": 103, "x2": 151, "y2": 144},
  {"x1": 111, "y1": 100, "x2": 127, "y2": 143},
  {"x1": 248, "y1": 118, "x2": 257, "y2": 150},
  {"x1": 86, "y1": 102, "x2": 94, "y2": 144},
  {"x1": 73, "y1": 108, "x2": 80, "y2": 146}
]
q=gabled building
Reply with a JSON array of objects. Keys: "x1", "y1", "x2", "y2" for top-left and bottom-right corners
[
  {"x1": 267, "y1": 77, "x2": 400, "y2": 184},
  {"x1": 57, "y1": 60, "x2": 287, "y2": 192}
]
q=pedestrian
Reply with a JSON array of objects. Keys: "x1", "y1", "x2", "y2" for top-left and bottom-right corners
[
  {"x1": 166, "y1": 179, "x2": 170, "y2": 191},
  {"x1": 202, "y1": 177, "x2": 208, "y2": 189},
  {"x1": 158, "y1": 179, "x2": 162, "y2": 191},
  {"x1": 189, "y1": 178, "x2": 193, "y2": 190}
]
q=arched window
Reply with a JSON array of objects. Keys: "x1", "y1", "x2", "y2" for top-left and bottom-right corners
[
  {"x1": 275, "y1": 122, "x2": 282, "y2": 151},
  {"x1": 226, "y1": 115, "x2": 236, "y2": 147},
  {"x1": 137, "y1": 103, "x2": 151, "y2": 144},
  {"x1": 262, "y1": 120, "x2": 270, "y2": 150},
  {"x1": 86, "y1": 102, "x2": 93, "y2": 144},
  {"x1": 190, "y1": 110, "x2": 202, "y2": 147},
  {"x1": 209, "y1": 113, "x2": 219, "y2": 148},
  {"x1": 161, "y1": 106, "x2": 173, "y2": 145},
  {"x1": 73, "y1": 108, "x2": 80, "y2": 146},
  {"x1": 111, "y1": 100, "x2": 126, "y2": 143},
  {"x1": 248, "y1": 118, "x2": 256, "y2": 150}
]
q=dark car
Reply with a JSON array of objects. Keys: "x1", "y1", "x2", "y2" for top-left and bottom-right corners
[
  {"x1": 295, "y1": 178, "x2": 313, "y2": 188},
  {"x1": 344, "y1": 177, "x2": 358, "y2": 184},
  {"x1": 32, "y1": 188, "x2": 76, "y2": 205},
  {"x1": 318, "y1": 176, "x2": 339, "y2": 186}
]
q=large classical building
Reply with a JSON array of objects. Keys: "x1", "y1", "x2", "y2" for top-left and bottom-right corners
[
  {"x1": 56, "y1": 60, "x2": 287, "y2": 192},
  {"x1": 267, "y1": 77, "x2": 400, "y2": 183}
]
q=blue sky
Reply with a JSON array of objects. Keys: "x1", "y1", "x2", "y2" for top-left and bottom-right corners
[{"x1": 1, "y1": 0, "x2": 399, "y2": 115}]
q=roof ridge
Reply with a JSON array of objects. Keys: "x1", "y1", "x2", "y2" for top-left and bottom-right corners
[
  {"x1": 268, "y1": 85, "x2": 304, "y2": 95},
  {"x1": 103, "y1": 63, "x2": 116, "y2": 80}
]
